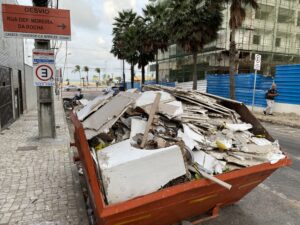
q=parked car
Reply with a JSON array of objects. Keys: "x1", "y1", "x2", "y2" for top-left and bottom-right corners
[{"x1": 63, "y1": 85, "x2": 81, "y2": 92}]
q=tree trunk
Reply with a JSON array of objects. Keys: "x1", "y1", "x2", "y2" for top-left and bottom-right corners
[
  {"x1": 79, "y1": 72, "x2": 82, "y2": 86},
  {"x1": 192, "y1": 52, "x2": 198, "y2": 90},
  {"x1": 131, "y1": 63, "x2": 135, "y2": 89},
  {"x1": 229, "y1": 29, "x2": 236, "y2": 100},
  {"x1": 155, "y1": 52, "x2": 159, "y2": 84},
  {"x1": 86, "y1": 72, "x2": 89, "y2": 86},
  {"x1": 141, "y1": 65, "x2": 145, "y2": 85},
  {"x1": 122, "y1": 60, "x2": 126, "y2": 90}
]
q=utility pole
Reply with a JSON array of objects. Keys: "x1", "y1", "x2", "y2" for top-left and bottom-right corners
[{"x1": 33, "y1": 0, "x2": 56, "y2": 138}]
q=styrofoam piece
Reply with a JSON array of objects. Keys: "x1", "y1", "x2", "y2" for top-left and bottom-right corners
[
  {"x1": 159, "y1": 101, "x2": 184, "y2": 119},
  {"x1": 97, "y1": 140, "x2": 186, "y2": 204},
  {"x1": 130, "y1": 119, "x2": 147, "y2": 139},
  {"x1": 135, "y1": 91, "x2": 175, "y2": 108},
  {"x1": 193, "y1": 150, "x2": 226, "y2": 174},
  {"x1": 225, "y1": 123, "x2": 253, "y2": 132},
  {"x1": 183, "y1": 124, "x2": 204, "y2": 143}
]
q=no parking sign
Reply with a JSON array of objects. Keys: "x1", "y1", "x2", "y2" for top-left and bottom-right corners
[{"x1": 33, "y1": 49, "x2": 55, "y2": 86}]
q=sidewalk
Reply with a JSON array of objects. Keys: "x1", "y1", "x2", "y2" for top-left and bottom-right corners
[
  {"x1": 0, "y1": 98, "x2": 88, "y2": 225},
  {"x1": 253, "y1": 111, "x2": 300, "y2": 128}
]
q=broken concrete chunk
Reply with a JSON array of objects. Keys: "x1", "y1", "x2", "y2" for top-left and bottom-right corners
[
  {"x1": 77, "y1": 93, "x2": 113, "y2": 121},
  {"x1": 97, "y1": 140, "x2": 186, "y2": 204}
]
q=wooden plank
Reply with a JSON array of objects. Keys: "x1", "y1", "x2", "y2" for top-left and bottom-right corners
[{"x1": 141, "y1": 93, "x2": 161, "y2": 148}]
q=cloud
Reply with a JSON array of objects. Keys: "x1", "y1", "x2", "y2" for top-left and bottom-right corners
[
  {"x1": 102, "y1": 0, "x2": 137, "y2": 23},
  {"x1": 60, "y1": 0, "x2": 100, "y2": 31}
]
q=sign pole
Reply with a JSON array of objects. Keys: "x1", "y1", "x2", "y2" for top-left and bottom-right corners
[
  {"x1": 252, "y1": 54, "x2": 262, "y2": 112},
  {"x1": 34, "y1": 2, "x2": 56, "y2": 138},
  {"x1": 252, "y1": 70, "x2": 257, "y2": 111}
]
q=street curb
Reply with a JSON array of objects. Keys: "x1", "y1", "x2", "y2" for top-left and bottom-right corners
[{"x1": 257, "y1": 117, "x2": 300, "y2": 129}]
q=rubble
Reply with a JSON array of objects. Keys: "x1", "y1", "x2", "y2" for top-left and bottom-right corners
[
  {"x1": 97, "y1": 140, "x2": 186, "y2": 204},
  {"x1": 76, "y1": 85, "x2": 286, "y2": 205}
]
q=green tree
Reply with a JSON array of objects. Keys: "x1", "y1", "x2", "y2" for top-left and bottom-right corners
[
  {"x1": 225, "y1": 0, "x2": 258, "y2": 99},
  {"x1": 166, "y1": 0, "x2": 223, "y2": 90},
  {"x1": 143, "y1": 2, "x2": 170, "y2": 84},
  {"x1": 73, "y1": 65, "x2": 82, "y2": 86},
  {"x1": 111, "y1": 10, "x2": 139, "y2": 88},
  {"x1": 83, "y1": 66, "x2": 89, "y2": 86}
]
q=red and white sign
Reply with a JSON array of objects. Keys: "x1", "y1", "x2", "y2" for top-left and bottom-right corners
[
  {"x1": 34, "y1": 64, "x2": 55, "y2": 86},
  {"x1": 33, "y1": 49, "x2": 55, "y2": 86},
  {"x1": 2, "y1": 4, "x2": 71, "y2": 40}
]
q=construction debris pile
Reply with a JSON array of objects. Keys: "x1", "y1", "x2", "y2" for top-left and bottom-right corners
[{"x1": 76, "y1": 85, "x2": 286, "y2": 205}]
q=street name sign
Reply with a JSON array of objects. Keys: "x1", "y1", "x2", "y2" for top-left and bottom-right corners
[
  {"x1": 2, "y1": 4, "x2": 71, "y2": 40},
  {"x1": 254, "y1": 54, "x2": 261, "y2": 71},
  {"x1": 33, "y1": 49, "x2": 55, "y2": 86}
]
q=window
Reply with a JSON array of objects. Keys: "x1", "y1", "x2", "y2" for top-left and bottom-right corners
[
  {"x1": 253, "y1": 35, "x2": 261, "y2": 45},
  {"x1": 275, "y1": 38, "x2": 281, "y2": 47},
  {"x1": 255, "y1": 11, "x2": 269, "y2": 20}
]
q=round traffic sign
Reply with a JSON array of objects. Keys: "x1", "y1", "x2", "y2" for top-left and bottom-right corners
[{"x1": 35, "y1": 64, "x2": 54, "y2": 81}]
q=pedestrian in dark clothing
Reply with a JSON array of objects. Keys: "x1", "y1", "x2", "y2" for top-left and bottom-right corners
[{"x1": 264, "y1": 83, "x2": 279, "y2": 115}]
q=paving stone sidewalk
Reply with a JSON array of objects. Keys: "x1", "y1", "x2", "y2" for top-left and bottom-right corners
[{"x1": 0, "y1": 98, "x2": 88, "y2": 225}]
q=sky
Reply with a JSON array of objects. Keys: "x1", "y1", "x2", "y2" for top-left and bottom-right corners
[{"x1": 18, "y1": 0, "x2": 148, "y2": 81}]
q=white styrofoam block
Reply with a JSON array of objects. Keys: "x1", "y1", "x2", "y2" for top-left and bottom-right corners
[{"x1": 97, "y1": 140, "x2": 186, "y2": 204}]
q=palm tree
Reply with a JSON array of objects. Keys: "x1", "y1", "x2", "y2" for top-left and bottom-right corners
[
  {"x1": 143, "y1": 2, "x2": 169, "y2": 84},
  {"x1": 226, "y1": 0, "x2": 258, "y2": 99},
  {"x1": 83, "y1": 66, "x2": 89, "y2": 86},
  {"x1": 166, "y1": 0, "x2": 223, "y2": 90},
  {"x1": 95, "y1": 68, "x2": 101, "y2": 81},
  {"x1": 73, "y1": 65, "x2": 81, "y2": 86},
  {"x1": 134, "y1": 16, "x2": 156, "y2": 85},
  {"x1": 111, "y1": 10, "x2": 139, "y2": 88}
]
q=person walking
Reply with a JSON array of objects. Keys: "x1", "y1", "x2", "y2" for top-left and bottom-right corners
[{"x1": 264, "y1": 83, "x2": 279, "y2": 115}]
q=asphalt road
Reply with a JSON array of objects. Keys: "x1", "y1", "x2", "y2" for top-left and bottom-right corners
[{"x1": 203, "y1": 123, "x2": 300, "y2": 225}]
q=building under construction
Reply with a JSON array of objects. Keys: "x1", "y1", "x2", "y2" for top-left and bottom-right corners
[{"x1": 151, "y1": 0, "x2": 300, "y2": 82}]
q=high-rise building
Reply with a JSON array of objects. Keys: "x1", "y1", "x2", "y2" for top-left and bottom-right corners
[{"x1": 151, "y1": 0, "x2": 300, "y2": 82}]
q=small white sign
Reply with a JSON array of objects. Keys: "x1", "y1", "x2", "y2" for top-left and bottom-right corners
[{"x1": 254, "y1": 54, "x2": 262, "y2": 71}]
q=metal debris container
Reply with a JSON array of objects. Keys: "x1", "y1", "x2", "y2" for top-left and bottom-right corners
[{"x1": 70, "y1": 93, "x2": 291, "y2": 225}]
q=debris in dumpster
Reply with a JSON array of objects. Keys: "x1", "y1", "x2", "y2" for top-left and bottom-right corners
[
  {"x1": 97, "y1": 139, "x2": 186, "y2": 204},
  {"x1": 77, "y1": 93, "x2": 113, "y2": 121},
  {"x1": 76, "y1": 85, "x2": 287, "y2": 205}
]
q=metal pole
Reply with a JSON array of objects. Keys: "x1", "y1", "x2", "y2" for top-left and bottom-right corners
[
  {"x1": 252, "y1": 70, "x2": 257, "y2": 111},
  {"x1": 33, "y1": 0, "x2": 56, "y2": 138}
]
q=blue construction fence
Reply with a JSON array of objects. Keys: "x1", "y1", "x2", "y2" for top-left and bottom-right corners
[
  {"x1": 275, "y1": 64, "x2": 300, "y2": 105},
  {"x1": 125, "y1": 81, "x2": 176, "y2": 91},
  {"x1": 206, "y1": 73, "x2": 273, "y2": 107}
]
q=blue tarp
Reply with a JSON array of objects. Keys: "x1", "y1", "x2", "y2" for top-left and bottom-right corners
[
  {"x1": 206, "y1": 73, "x2": 273, "y2": 107},
  {"x1": 275, "y1": 65, "x2": 300, "y2": 105}
]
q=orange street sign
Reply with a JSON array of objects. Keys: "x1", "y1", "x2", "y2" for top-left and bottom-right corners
[{"x1": 2, "y1": 4, "x2": 71, "y2": 40}]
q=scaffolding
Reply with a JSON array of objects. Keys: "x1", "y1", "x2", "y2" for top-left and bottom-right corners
[{"x1": 154, "y1": 0, "x2": 300, "y2": 82}]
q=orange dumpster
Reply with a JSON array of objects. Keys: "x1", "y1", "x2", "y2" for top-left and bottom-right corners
[{"x1": 70, "y1": 95, "x2": 291, "y2": 225}]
